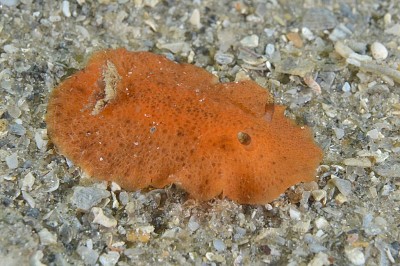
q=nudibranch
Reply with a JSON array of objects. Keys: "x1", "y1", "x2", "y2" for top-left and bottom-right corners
[{"x1": 46, "y1": 48, "x2": 323, "y2": 204}]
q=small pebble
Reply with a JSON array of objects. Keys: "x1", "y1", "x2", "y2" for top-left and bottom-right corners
[
  {"x1": 7, "y1": 105, "x2": 22, "y2": 118},
  {"x1": 312, "y1": 189, "x2": 327, "y2": 203},
  {"x1": 301, "y1": 181, "x2": 319, "y2": 191},
  {"x1": 315, "y1": 217, "x2": 329, "y2": 230},
  {"x1": 289, "y1": 206, "x2": 302, "y2": 220},
  {"x1": 49, "y1": 15, "x2": 62, "y2": 23},
  {"x1": 286, "y1": 32, "x2": 303, "y2": 48},
  {"x1": 333, "y1": 128, "x2": 345, "y2": 139},
  {"x1": 6, "y1": 153, "x2": 19, "y2": 169},
  {"x1": 322, "y1": 103, "x2": 337, "y2": 118},
  {"x1": 309, "y1": 252, "x2": 330, "y2": 266},
  {"x1": 308, "y1": 240, "x2": 328, "y2": 253},
  {"x1": 265, "y1": 43, "x2": 275, "y2": 56},
  {"x1": 301, "y1": 27, "x2": 314, "y2": 40},
  {"x1": 381, "y1": 184, "x2": 392, "y2": 196},
  {"x1": 35, "y1": 129, "x2": 48, "y2": 151},
  {"x1": 1, "y1": 78, "x2": 12, "y2": 91},
  {"x1": 264, "y1": 28, "x2": 275, "y2": 37},
  {"x1": 111, "y1": 191, "x2": 119, "y2": 209},
  {"x1": 348, "y1": 41, "x2": 367, "y2": 54},
  {"x1": 246, "y1": 14, "x2": 262, "y2": 23},
  {"x1": 158, "y1": 42, "x2": 190, "y2": 54},
  {"x1": 9, "y1": 123, "x2": 26, "y2": 136},
  {"x1": 22, "y1": 191, "x2": 36, "y2": 208},
  {"x1": 293, "y1": 220, "x2": 311, "y2": 233},
  {"x1": 0, "y1": 119, "x2": 8, "y2": 137},
  {"x1": 341, "y1": 82, "x2": 351, "y2": 92},
  {"x1": 126, "y1": 226, "x2": 154, "y2": 243},
  {"x1": 0, "y1": 0, "x2": 19, "y2": 6},
  {"x1": 329, "y1": 24, "x2": 352, "y2": 41},
  {"x1": 304, "y1": 74, "x2": 321, "y2": 94},
  {"x1": 274, "y1": 57, "x2": 315, "y2": 77},
  {"x1": 3, "y1": 175, "x2": 16, "y2": 181},
  {"x1": 62, "y1": 1, "x2": 71, "y2": 18},
  {"x1": 343, "y1": 157, "x2": 372, "y2": 168},
  {"x1": 161, "y1": 227, "x2": 181, "y2": 238},
  {"x1": 189, "y1": 9, "x2": 201, "y2": 29},
  {"x1": 391, "y1": 241, "x2": 400, "y2": 254},
  {"x1": 329, "y1": 177, "x2": 352, "y2": 196},
  {"x1": 41, "y1": 170, "x2": 60, "y2": 193},
  {"x1": 234, "y1": 226, "x2": 246, "y2": 240},
  {"x1": 110, "y1": 182, "x2": 121, "y2": 192},
  {"x1": 99, "y1": 251, "x2": 120, "y2": 266},
  {"x1": 335, "y1": 193, "x2": 348, "y2": 204},
  {"x1": 383, "y1": 13, "x2": 391, "y2": 25},
  {"x1": 118, "y1": 191, "x2": 129, "y2": 205},
  {"x1": 21, "y1": 172, "x2": 35, "y2": 191},
  {"x1": 375, "y1": 163, "x2": 400, "y2": 178},
  {"x1": 240, "y1": 35, "x2": 259, "y2": 48},
  {"x1": 26, "y1": 207, "x2": 40, "y2": 219},
  {"x1": 234, "y1": 70, "x2": 251, "y2": 82},
  {"x1": 213, "y1": 239, "x2": 226, "y2": 252},
  {"x1": 143, "y1": 0, "x2": 159, "y2": 8},
  {"x1": 76, "y1": 25, "x2": 90, "y2": 39},
  {"x1": 77, "y1": 246, "x2": 99, "y2": 265},
  {"x1": 188, "y1": 216, "x2": 200, "y2": 232},
  {"x1": 369, "y1": 187, "x2": 378, "y2": 198},
  {"x1": 205, "y1": 252, "x2": 225, "y2": 263},
  {"x1": 370, "y1": 42, "x2": 388, "y2": 60},
  {"x1": 71, "y1": 186, "x2": 111, "y2": 211},
  {"x1": 335, "y1": 41, "x2": 354, "y2": 58},
  {"x1": 214, "y1": 52, "x2": 234, "y2": 65},
  {"x1": 30, "y1": 250, "x2": 45, "y2": 266},
  {"x1": 366, "y1": 128, "x2": 381, "y2": 139},
  {"x1": 344, "y1": 246, "x2": 365, "y2": 265},
  {"x1": 3, "y1": 44, "x2": 18, "y2": 53},
  {"x1": 38, "y1": 228, "x2": 57, "y2": 245},
  {"x1": 91, "y1": 207, "x2": 117, "y2": 227}
]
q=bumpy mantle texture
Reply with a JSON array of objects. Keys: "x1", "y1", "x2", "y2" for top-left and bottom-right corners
[{"x1": 46, "y1": 48, "x2": 323, "y2": 204}]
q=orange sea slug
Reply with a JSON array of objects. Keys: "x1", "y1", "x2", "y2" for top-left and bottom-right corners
[{"x1": 46, "y1": 48, "x2": 323, "y2": 204}]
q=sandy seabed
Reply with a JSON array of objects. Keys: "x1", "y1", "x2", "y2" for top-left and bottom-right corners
[{"x1": 0, "y1": 0, "x2": 399, "y2": 265}]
